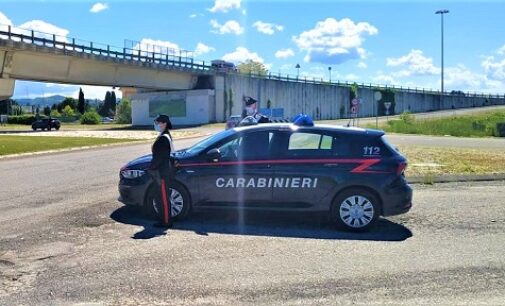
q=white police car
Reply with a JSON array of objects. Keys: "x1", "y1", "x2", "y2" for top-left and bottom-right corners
[{"x1": 118, "y1": 116, "x2": 412, "y2": 231}]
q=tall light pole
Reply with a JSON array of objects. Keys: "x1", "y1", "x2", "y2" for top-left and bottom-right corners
[
  {"x1": 295, "y1": 63, "x2": 300, "y2": 78},
  {"x1": 435, "y1": 9, "x2": 449, "y2": 101},
  {"x1": 328, "y1": 66, "x2": 332, "y2": 83}
]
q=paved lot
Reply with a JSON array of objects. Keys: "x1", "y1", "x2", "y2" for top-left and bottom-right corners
[{"x1": 0, "y1": 138, "x2": 504, "y2": 305}]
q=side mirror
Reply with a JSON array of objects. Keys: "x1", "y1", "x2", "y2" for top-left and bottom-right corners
[{"x1": 206, "y1": 148, "x2": 221, "y2": 162}]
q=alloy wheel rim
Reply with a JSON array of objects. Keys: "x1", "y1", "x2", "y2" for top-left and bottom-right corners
[
  {"x1": 339, "y1": 195, "x2": 374, "y2": 228},
  {"x1": 152, "y1": 188, "x2": 184, "y2": 217}
]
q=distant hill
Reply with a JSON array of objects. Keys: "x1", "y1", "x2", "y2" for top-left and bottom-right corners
[{"x1": 15, "y1": 95, "x2": 67, "y2": 106}]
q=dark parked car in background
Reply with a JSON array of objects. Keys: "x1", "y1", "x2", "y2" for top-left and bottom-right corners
[{"x1": 32, "y1": 118, "x2": 61, "y2": 131}]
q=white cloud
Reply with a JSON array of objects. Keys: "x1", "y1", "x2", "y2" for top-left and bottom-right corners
[
  {"x1": 209, "y1": 0, "x2": 241, "y2": 13},
  {"x1": 497, "y1": 44, "x2": 505, "y2": 55},
  {"x1": 343, "y1": 73, "x2": 359, "y2": 81},
  {"x1": 444, "y1": 64, "x2": 484, "y2": 90},
  {"x1": 372, "y1": 71, "x2": 397, "y2": 85},
  {"x1": 242, "y1": 9, "x2": 247, "y2": 15},
  {"x1": 386, "y1": 49, "x2": 439, "y2": 76},
  {"x1": 222, "y1": 47, "x2": 264, "y2": 64},
  {"x1": 275, "y1": 48, "x2": 295, "y2": 59},
  {"x1": 194, "y1": 42, "x2": 215, "y2": 56},
  {"x1": 0, "y1": 11, "x2": 13, "y2": 26},
  {"x1": 253, "y1": 21, "x2": 284, "y2": 35},
  {"x1": 292, "y1": 18, "x2": 378, "y2": 65},
  {"x1": 17, "y1": 20, "x2": 69, "y2": 42},
  {"x1": 189, "y1": 14, "x2": 198, "y2": 18},
  {"x1": 90, "y1": 3, "x2": 108, "y2": 13},
  {"x1": 210, "y1": 19, "x2": 244, "y2": 35},
  {"x1": 481, "y1": 56, "x2": 505, "y2": 81},
  {"x1": 357, "y1": 62, "x2": 367, "y2": 69}
]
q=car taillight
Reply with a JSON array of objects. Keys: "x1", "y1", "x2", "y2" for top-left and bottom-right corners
[{"x1": 397, "y1": 162, "x2": 407, "y2": 176}]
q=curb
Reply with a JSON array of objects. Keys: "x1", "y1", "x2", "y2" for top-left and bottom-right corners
[
  {"x1": 408, "y1": 173, "x2": 505, "y2": 184},
  {"x1": 0, "y1": 133, "x2": 210, "y2": 161}
]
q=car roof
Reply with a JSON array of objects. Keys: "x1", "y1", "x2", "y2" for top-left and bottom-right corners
[{"x1": 232, "y1": 123, "x2": 385, "y2": 137}]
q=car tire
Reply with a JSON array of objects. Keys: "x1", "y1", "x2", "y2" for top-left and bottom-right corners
[
  {"x1": 32, "y1": 127, "x2": 36, "y2": 131},
  {"x1": 331, "y1": 188, "x2": 380, "y2": 232},
  {"x1": 143, "y1": 181, "x2": 191, "y2": 222},
  {"x1": 55, "y1": 127, "x2": 60, "y2": 130}
]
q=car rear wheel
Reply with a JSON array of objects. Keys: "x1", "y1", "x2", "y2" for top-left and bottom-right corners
[
  {"x1": 143, "y1": 181, "x2": 191, "y2": 221},
  {"x1": 331, "y1": 188, "x2": 379, "y2": 232}
]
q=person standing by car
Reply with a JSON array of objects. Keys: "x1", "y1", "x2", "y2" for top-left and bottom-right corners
[{"x1": 149, "y1": 114, "x2": 175, "y2": 228}]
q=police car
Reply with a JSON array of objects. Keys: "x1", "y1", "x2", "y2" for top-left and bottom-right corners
[{"x1": 118, "y1": 116, "x2": 412, "y2": 231}]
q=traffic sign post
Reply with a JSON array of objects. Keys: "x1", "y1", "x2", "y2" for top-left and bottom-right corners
[
  {"x1": 384, "y1": 102, "x2": 392, "y2": 121},
  {"x1": 374, "y1": 91, "x2": 382, "y2": 129}
]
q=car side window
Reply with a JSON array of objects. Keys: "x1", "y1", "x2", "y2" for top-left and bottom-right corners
[
  {"x1": 286, "y1": 132, "x2": 333, "y2": 158},
  {"x1": 214, "y1": 131, "x2": 273, "y2": 161}
]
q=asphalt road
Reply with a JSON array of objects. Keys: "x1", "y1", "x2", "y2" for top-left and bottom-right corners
[{"x1": 1, "y1": 138, "x2": 504, "y2": 305}]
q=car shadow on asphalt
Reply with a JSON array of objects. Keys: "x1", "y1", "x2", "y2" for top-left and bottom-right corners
[{"x1": 110, "y1": 206, "x2": 413, "y2": 242}]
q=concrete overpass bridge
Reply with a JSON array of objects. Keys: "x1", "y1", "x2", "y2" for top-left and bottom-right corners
[{"x1": 1, "y1": 25, "x2": 504, "y2": 126}]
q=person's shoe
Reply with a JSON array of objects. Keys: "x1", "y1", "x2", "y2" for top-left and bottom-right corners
[{"x1": 153, "y1": 222, "x2": 173, "y2": 229}]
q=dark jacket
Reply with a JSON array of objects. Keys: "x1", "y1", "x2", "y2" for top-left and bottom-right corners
[{"x1": 150, "y1": 132, "x2": 174, "y2": 178}]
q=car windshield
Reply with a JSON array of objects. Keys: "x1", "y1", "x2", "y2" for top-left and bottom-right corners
[{"x1": 185, "y1": 129, "x2": 235, "y2": 155}]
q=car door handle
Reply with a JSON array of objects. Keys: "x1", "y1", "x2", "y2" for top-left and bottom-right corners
[{"x1": 324, "y1": 163, "x2": 339, "y2": 167}]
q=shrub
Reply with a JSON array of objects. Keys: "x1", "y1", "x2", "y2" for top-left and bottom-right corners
[
  {"x1": 50, "y1": 110, "x2": 61, "y2": 117},
  {"x1": 399, "y1": 111, "x2": 414, "y2": 124},
  {"x1": 7, "y1": 115, "x2": 37, "y2": 125},
  {"x1": 80, "y1": 111, "x2": 101, "y2": 125},
  {"x1": 115, "y1": 99, "x2": 132, "y2": 124},
  {"x1": 62, "y1": 105, "x2": 75, "y2": 117}
]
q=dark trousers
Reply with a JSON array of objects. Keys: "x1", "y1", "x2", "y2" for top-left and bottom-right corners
[{"x1": 158, "y1": 178, "x2": 172, "y2": 225}]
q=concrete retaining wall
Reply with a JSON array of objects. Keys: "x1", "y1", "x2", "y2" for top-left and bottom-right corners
[{"x1": 223, "y1": 74, "x2": 505, "y2": 120}]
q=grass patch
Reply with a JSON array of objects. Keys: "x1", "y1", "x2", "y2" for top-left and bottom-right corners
[
  {"x1": 368, "y1": 110, "x2": 505, "y2": 137},
  {"x1": 398, "y1": 145, "x2": 505, "y2": 176},
  {"x1": 0, "y1": 135, "x2": 141, "y2": 156}
]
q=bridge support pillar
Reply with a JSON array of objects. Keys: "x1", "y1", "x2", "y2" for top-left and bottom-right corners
[
  {"x1": 214, "y1": 75, "x2": 225, "y2": 122},
  {"x1": 0, "y1": 78, "x2": 15, "y2": 100}
]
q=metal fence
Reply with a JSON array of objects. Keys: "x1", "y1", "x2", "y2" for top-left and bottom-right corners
[
  {"x1": 0, "y1": 24, "x2": 210, "y2": 71},
  {"x1": 0, "y1": 23, "x2": 504, "y2": 99}
]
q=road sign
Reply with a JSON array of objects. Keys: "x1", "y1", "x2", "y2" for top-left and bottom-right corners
[
  {"x1": 374, "y1": 91, "x2": 382, "y2": 101},
  {"x1": 351, "y1": 106, "x2": 357, "y2": 114},
  {"x1": 384, "y1": 102, "x2": 392, "y2": 116},
  {"x1": 351, "y1": 98, "x2": 359, "y2": 106}
]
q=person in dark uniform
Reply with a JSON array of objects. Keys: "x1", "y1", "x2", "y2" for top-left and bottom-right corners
[{"x1": 149, "y1": 114, "x2": 175, "y2": 228}]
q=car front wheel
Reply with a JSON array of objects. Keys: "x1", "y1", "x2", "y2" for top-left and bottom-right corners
[
  {"x1": 144, "y1": 181, "x2": 191, "y2": 221},
  {"x1": 331, "y1": 188, "x2": 380, "y2": 232}
]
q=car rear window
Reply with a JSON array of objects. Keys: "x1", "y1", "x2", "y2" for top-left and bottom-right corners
[{"x1": 331, "y1": 135, "x2": 395, "y2": 157}]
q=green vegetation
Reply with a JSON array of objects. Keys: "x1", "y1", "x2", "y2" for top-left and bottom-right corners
[
  {"x1": 399, "y1": 145, "x2": 505, "y2": 176},
  {"x1": 237, "y1": 60, "x2": 268, "y2": 76},
  {"x1": 0, "y1": 135, "x2": 141, "y2": 156},
  {"x1": 370, "y1": 110, "x2": 505, "y2": 137},
  {"x1": 80, "y1": 111, "x2": 101, "y2": 125},
  {"x1": 115, "y1": 99, "x2": 132, "y2": 124}
]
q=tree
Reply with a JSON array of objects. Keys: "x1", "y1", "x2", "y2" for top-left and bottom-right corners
[
  {"x1": 77, "y1": 87, "x2": 85, "y2": 114},
  {"x1": 110, "y1": 91, "x2": 117, "y2": 115},
  {"x1": 115, "y1": 99, "x2": 132, "y2": 124},
  {"x1": 62, "y1": 105, "x2": 75, "y2": 117},
  {"x1": 59, "y1": 97, "x2": 77, "y2": 112},
  {"x1": 99, "y1": 91, "x2": 112, "y2": 117},
  {"x1": 237, "y1": 60, "x2": 268, "y2": 76},
  {"x1": 43, "y1": 106, "x2": 51, "y2": 116},
  {"x1": 0, "y1": 99, "x2": 16, "y2": 115}
]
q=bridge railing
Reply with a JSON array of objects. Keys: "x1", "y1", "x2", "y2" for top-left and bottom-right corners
[
  {"x1": 0, "y1": 24, "x2": 212, "y2": 72},
  {"x1": 0, "y1": 23, "x2": 503, "y2": 99}
]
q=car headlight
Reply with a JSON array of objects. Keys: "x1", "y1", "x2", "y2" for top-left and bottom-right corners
[{"x1": 121, "y1": 169, "x2": 146, "y2": 179}]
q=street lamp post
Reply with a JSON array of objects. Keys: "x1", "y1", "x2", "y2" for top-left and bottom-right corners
[
  {"x1": 435, "y1": 9, "x2": 449, "y2": 105},
  {"x1": 295, "y1": 63, "x2": 300, "y2": 79},
  {"x1": 328, "y1": 66, "x2": 332, "y2": 83}
]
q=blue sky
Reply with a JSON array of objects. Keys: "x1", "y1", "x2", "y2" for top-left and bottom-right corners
[{"x1": 1, "y1": 0, "x2": 505, "y2": 99}]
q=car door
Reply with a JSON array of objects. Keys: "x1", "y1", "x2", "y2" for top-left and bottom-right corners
[
  {"x1": 196, "y1": 130, "x2": 275, "y2": 207},
  {"x1": 270, "y1": 130, "x2": 339, "y2": 210}
]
